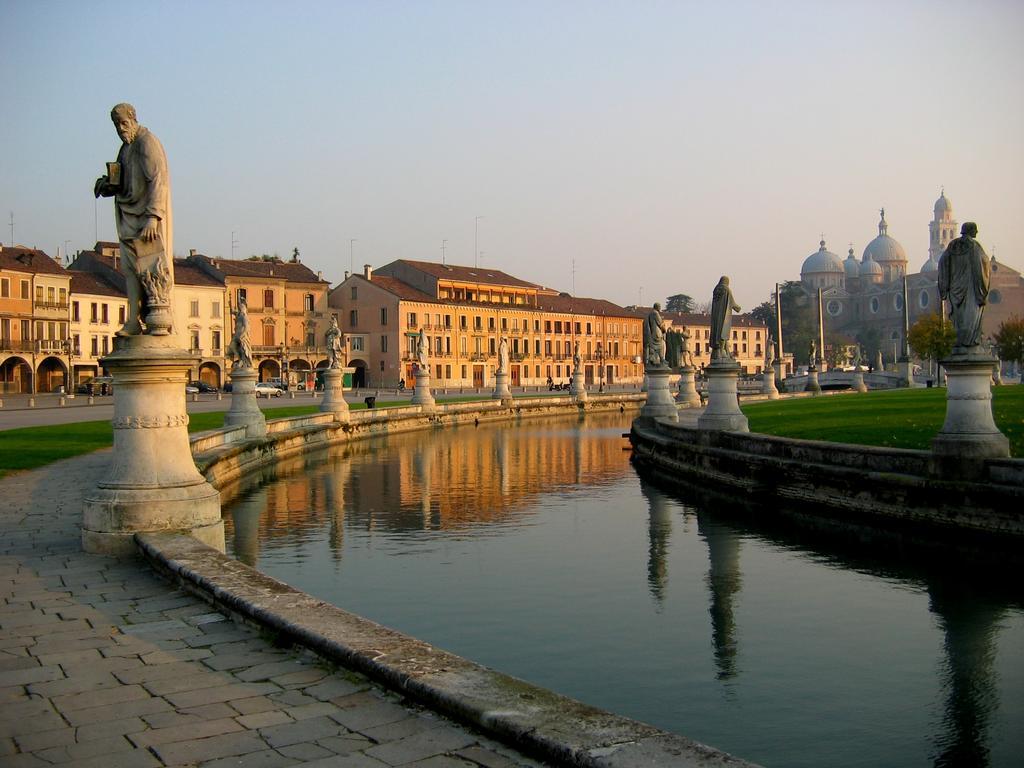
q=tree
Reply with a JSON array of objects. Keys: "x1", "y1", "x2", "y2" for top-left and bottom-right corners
[
  {"x1": 665, "y1": 294, "x2": 695, "y2": 313},
  {"x1": 749, "y1": 301, "x2": 776, "y2": 334},
  {"x1": 994, "y1": 315, "x2": 1024, "y2": 370},
  {"x1": 775, "y1": 281, "x2": 817, "y2": 365},
  {"x1": 907, "y1": 312, "x2": 954, "y2": 371}
]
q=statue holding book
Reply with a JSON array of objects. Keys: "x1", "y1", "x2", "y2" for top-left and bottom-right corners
[{"x1": 94, "y1": 103, "x2": 174, "y2": 336}]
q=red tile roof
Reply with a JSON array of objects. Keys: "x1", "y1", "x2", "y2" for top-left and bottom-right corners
[
  {"x1": 534, "y1": 293, "x2": 638, "y2": 318},
  {"x1": 173, "y1": 259, "x2": 223, "y2": 287},
  {"x1": 388, "y1": 260, "x2": 543, "y2": 290},
  {"x1": 0, "y1": 247, "x2": 68, "y2": 276},
  {"x1": 69, "y1": 270, "x2": 125, "y2": 298},
  {"x1": 197, "y1": 255, "x2": 326, "y2": 284},
  {"x1": 360, "y1": 275, "x2": 437, "y2": 303}
]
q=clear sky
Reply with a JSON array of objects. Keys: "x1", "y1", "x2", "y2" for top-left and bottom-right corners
[{"x1": 2, "y1": 0, "x2": 1022, "y2": 310}]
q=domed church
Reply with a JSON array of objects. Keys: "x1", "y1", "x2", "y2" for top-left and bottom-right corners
[{"x1": 798, "y1": 191, "x2": 1023, "y2": 361}]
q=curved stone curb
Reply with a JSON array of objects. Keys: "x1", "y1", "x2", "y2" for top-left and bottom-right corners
[{"x1": 137, "y1": 532, "x2": 758, "y2": 768}]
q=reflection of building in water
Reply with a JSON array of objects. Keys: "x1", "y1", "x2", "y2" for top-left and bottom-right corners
[
  {"x1": 223, "y1": 416, "x2": 634, "y2": 557},
  {"x1": 640, "y1": 479, "x2": 673, "y2": 605},
  {"x1": 229, "y1": 488, "x2": 266, "y2": 566},
  {"x1": 699, "y1": 513, "x2": 742, "y2": 681},
  {"x1": 927, "y1": 583, "x2": 1006, "y2": 767}
]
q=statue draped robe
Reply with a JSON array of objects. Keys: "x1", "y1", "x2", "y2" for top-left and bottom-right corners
[{"x1": 938, "y1": 235, "x2": 990, "y2": 351}]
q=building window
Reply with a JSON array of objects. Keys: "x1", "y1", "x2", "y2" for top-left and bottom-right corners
[
  {"x1": 72, "y1": 301, "x2": 80, "y2": 322},
  {"x1": 919, "y1": 290, "x2": 930, "y2": 309},
  {"x1": 350, "y1": 286, "x2": 357, "y2": 300},
  {"x1": 212, "y1": 301, "x2": 221, "y2": 318},
  {"x1": 870, "y1": 297, "x2": 880, "y2": 314},
  {"x1": 263, "y1": 289, "x2": 274, "y2": 308},
  {"x1": 59, "y1": 288, "x2": 67, "y2": 306},
  {"x1": 101, "y1": 336, "x2": 109, "y2": 355},
  {"x1": 380, "y1": 307, "x2": 388, "y2": 325},
  {"x1": 304, "y1": 294, "x2": 314, "y2": 312},
  {"x1": 380, "y1": 335, "x2": 388, "y2": 352},
  {"x1": 350, "y1": 309, "x2": 358, "y2": 327},
  {"x1": 90, "y1": 303, "x2": 98, "y2": 323},
  {"x1": 0, "y1": 278, "x2": 8, "y2": 298},
  {"x1": 118, "y1": 306, "x2": 126, "y2": 324},
  {"x1": 894, "y1": 294, "x2": 904, "y2": 311},
  {"x1": 445, "y1": 315, "x2": 452, "y2": 329},
  {"x1": 306, "y1": 330, "x2": 315, "y2": 348},
  {"x1": 990, "y1": 289, "x2": 1002, "y2": 304},
  {"x1": 101, "y1": 304, "x2": 108, "y2": 324},
  {"x1": 488, "y1": 317, "x2": 495, "y2": 331},
  {"x1": 501, "y1": 318, "x2": 508, "y2": 331},
  {"x1": 212, "y1": 330, "x2": 221, "y2": 352},
  {"x1": 190, "y1": 330, "x2": 200, "y2": 351},
  {"x1": 91, "y1": 336, "x2": 99, "y2": 356},
  {"x1": 827, "y1": 299, "x2": 842, "y2": 316},
  {"x1": 236, "y1": 288, "x2": 247, "y2": 305},
  {"x1": 351, "y1": 336, "x2": 364, "y2": 351}
]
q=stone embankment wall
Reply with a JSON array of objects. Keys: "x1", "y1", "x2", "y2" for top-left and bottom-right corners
[{"x1": 630, "y1": 417, "x2": 1024, "y2": 537}]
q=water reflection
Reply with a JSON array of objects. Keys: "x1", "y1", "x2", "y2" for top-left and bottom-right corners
[{"x1": 223, "y1": 413, "x2": 1023, "y2": 768}]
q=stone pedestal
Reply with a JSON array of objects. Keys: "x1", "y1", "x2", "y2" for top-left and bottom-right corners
[
  {"x1": 773, "y1": 360, "x2": 785, "y2": 393},
  {"x1": 931, "y1": 352, "x2": 1009, "y2": 477},
  {"x1": 640, "y1": 367, "x2": 678, "y2": 421},
  {"x1": 224, "y1": 368, "x2": 266, "y2": 437},
  {"x1": 761, "y1": 366, "x2": 780, "y2": 399},
  {"x1": 492, "y1": 370, "x2": 512, "y2": 400},
  {"x1": 675, "y1": 366, "x2": 701, "y2": 407},
  {"x1": 569, "y1": 369, "x2": 588, "y2": 402},
  {"x1": 82, "y1": 335, "x2": 223, "y2": 556},
  {"x1": 805, "y1": 367, "x2": 821, "y2": 394},
  {"x1": 411, "y1": 369, "x2": 435, "y2": 409},
  {"x1": 698, "y1": 359, "x2": 748, "y2": 432},
  {"x1": 319, "y1": 368, "x2": 350, "y2": 422},
  {"x1": 851, "y1": 367, "x2": 868, "y2": 393},
  {"x1": 897, "y1": 358, "x2": 914, "y2": 387}
]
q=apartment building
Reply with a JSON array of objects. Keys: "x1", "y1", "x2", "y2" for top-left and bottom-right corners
[
  {"x1": 173, "y1": 259, "x2": 227, "y2": 386},
  {"x1": 0, "y1": 246, "x2": 72, "y2": 393},
  {"x1": 329, "y1": 261, "x2": 644, "y2": 389},
  {"x1": 68, "y1": 270, "x2": 127, "y2": 386},
  {"x1": 661, "y1": 311, "x2": 770, "y2": 374}
]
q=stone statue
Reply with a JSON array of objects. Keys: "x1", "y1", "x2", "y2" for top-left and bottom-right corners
[
  {"x1": 643, "y1": 303, "x2": 669, "y2": 367},
  {"x1": 875, "y1": 349, "x2": 884, "y2": 373},
  {"x1": 226, "y1": 297, "x2": 252, "y2": 370},
  {"x1": 94, "y1": 103, "x2": 174, "y2": 336},
  {"x1": 765, "y1": 334, "x2": 775, "y2": 367},
  {"x1": 808, "y1": 338, "x2": 817, "y2": 367},
  {"x1": 852, "y1": 344, "x2": 862, "y2": 370},
  {"x1": 679, "y1": 329, "x2": 695, "y2": 368},
  {"x1": 938, "y1": 222, "x2": 991, "y2": 352},
  {"x1": 709, "y1": 277, "x2": 741, "y2": 361},
  {"x1": 572, "y1": 341, "x2": 581, "y2": 373},
  {"x1": 326, "y1": 316, "x2": 343, "y2": 369},
  {"x1": 497, "y1": 336, "x2": 509, "y2": 375},
  {"x1": 416, "y1": 328, "x2": 429, "y2": 371}
]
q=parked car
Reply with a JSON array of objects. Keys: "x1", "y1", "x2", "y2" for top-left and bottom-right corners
[
  {"x1": 186, "y1": 381, "x2": 218, "y2": 393},
  {"x1": 254, "y1": 383, "x2": 284, "y2": 397},
  {"x1": 185, "y1": 384, "x2": 200, "y2": 394}
]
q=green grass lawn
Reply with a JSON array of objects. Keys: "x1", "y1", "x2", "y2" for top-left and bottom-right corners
[{"x1": 742, "y1": 386, "x2": 1024, "y2": 456}]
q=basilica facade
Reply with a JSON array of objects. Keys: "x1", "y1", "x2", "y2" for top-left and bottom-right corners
[{"x1": 799, "y1": 191, "x2": 1023, "y2": 362}]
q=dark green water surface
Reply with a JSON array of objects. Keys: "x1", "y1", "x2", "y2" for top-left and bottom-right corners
[{"x1": 223, "y1": 412, "x2": 1024, "y2": 767}]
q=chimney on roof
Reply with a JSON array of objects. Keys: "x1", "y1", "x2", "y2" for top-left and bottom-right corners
[
  {"x1": 317, "y1": 270, "x2": 322, "y2": 280},
  {"x1": 363, "y1": 264, "x2": 372, "y2": 281},
  {"x1": 344, "y1": 270, "x2": 349, "y2": 281},
  {"x1": 190, "y1": 249, "x2": 197, "y2": 257}
]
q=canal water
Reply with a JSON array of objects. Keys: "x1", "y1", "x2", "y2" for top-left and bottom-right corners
[{"x1": 223, "y1": 412, "x2": 1024, "y2": 767}]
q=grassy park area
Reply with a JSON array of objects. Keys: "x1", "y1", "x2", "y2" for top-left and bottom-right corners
[{"x1": 742, "y1": 386, "x2": 1023, "y2": 456}]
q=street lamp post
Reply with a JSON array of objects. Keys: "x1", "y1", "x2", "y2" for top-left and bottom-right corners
[{"x1": 64, "y1": 338, "x2": 75, "y2": 398}]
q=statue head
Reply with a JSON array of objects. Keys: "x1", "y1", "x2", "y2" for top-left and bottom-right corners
[
  {"x1": 720, "y1": 276, "x2": 730, "y2": 286},
  {"x1": 652, "y1": 302, "x2": 661, "y2": 311},
  {"x1": 110, "y1": 103, "x2": 139, "y2": 144},
  {"x1": 961, "y1": 222, "x2": 979, "y2": 238}
]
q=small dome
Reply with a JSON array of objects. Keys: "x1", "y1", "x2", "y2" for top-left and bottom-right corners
[
  {"x1": 934, "y1": 190, "x2": 953, "y2": 216},
  {"x1": 844, "y1": 247, "x2": 860, "y2": 278},
  {"x1": 861, "y1": 255, "x2": 883, "y2": 276},
  {"x1": 920, "y1": 257, "x2": 938, "y2": 274},
  {"x1": 862, "y1": 208, "x2": 907, "y2": 265},
  {"x1": 802, "y1": 240, "x2": 844, "y2": 275}
]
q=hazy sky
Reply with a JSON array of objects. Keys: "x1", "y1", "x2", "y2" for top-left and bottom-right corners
[{"x1": 3, "y1": 1, "x2": 1022, "y2": 310}]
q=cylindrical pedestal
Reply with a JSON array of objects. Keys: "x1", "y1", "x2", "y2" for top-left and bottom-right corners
[
  {"x1": 570, "y1": 370, "x2": 588, "y2": 402},
  {"x1": 761, "y1": 367, "x2": 779, "y2": 400},
  {"x1": 898, "y1": 359, "x2": 914, "y2": 387},
  {"x1": 492, "y1": 371, "x2": 512, "y2": 400},
  {"x1": 319, "y1": 368, "x2": 350, "y2": 422},
  {"x1": 675, "y1": 366, "x2": 701, "y2": 407},
  {"x1": 931, "y1": 354, "x2": 1009, "y2": 475},
  {"x1": 773, "y1": 361, "x2": 785, "y2": 393},
  {"x1": 805, "y1": 368, "x2": 821, "y2": 394},
  {"x1": 82, "y1": 336, "x2": 223, "y2": 556},
  {"x1": 224, "y1": 368, "x2": 267, "y2": 437},
  {"x1": 412, "y1": 370, "x2": 435, "y2": 409},
  {"x1": 697, "y1": 360, "x2": 749, "y2": 432},
  {"x1": 640, "y1": 367, "x2": 678, "y2": 421},
  {"x1": 851, "y1": 368, "x2": 868, "y2": 393}
]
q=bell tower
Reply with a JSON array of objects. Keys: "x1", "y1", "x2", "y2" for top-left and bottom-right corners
[{"x1": 929, "y1": 189, "x2": 958, "y2": 262}]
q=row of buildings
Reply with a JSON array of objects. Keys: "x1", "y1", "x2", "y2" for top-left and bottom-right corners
[{"x1": 2, "y1": 244, "x2": 771, "y2": 394}]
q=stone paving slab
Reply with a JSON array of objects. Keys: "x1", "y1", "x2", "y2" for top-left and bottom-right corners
[{"x1": 0, "y1": 453, "x2": 548, "y2": 768}]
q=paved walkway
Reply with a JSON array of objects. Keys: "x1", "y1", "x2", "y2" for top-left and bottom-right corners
[{"x1": 0, "y1": 451, "x2": 546, "y2": 767}]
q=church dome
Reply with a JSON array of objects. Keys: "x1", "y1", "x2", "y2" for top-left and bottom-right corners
[
  {"x1": 862, "y1": 209, "x2": 907, "y2": 265},
  {"x1": 920, "y1": 257, "x2": 938, "y2": 274},
  {"x1": 843, "y1": 247, "x2": 860, "y2": 279},
  {"x1": 934, "y1": 190, "x2": 953, "y2": 216},
  {"x1": 861, "y1": 254, "x2": 883, "y2": 280},
  {"x1": 802, "y1": 240, "x2": 844, "y2": 276}
]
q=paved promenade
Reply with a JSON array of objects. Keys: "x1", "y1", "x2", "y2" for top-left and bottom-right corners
[{"x1": 0, "y1": 451, "x2": 545, "y2": 767}]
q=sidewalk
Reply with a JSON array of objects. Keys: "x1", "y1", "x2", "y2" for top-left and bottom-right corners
[{"x1": 0, "y1": 450, "x2": 545, "y2": 767}]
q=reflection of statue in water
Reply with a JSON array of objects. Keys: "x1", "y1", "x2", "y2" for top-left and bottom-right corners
[
  {"x1": 938, "y1": 222, "x2": 990, "y2": 352},
  {"x1": 639, "y1": 478, "x2": 673, "y2": 606},
  {"x1": 643, "y1": 303, "x2": 669, "y2": 367},
  {"x1": 94, "y1": 103, "x2": 174, "y2": 336},
  {"x1": 326, "y1": 316, "x2": 344, "y2": 369},
  {"x1": 709, "y1": 277, "x2": 741, "y2": 361},
  {"x1": 497, "y1": 336, "x2": 509, "y2": 375},
  {"x1": 226, "y1": 298, "x2": 253, "y2": 370},
  {"x1": 416, "y1": 328, "x2": 429, "y2": 371},
  {"x1": 698, "y1": 512, "x2": 742, "y2": 680}
]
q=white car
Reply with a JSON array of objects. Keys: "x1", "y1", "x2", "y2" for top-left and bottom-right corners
[{"x1": 254, "y1": 383, "x2": 283, "y2": 397}]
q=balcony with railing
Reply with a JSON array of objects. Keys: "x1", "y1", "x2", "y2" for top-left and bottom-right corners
[
  {"x1": 33, "y1": 301, "x2": 70, "y2": 312},
  {"x1": 0, "y1": 338, "x2": 35, "y2": 353}
]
